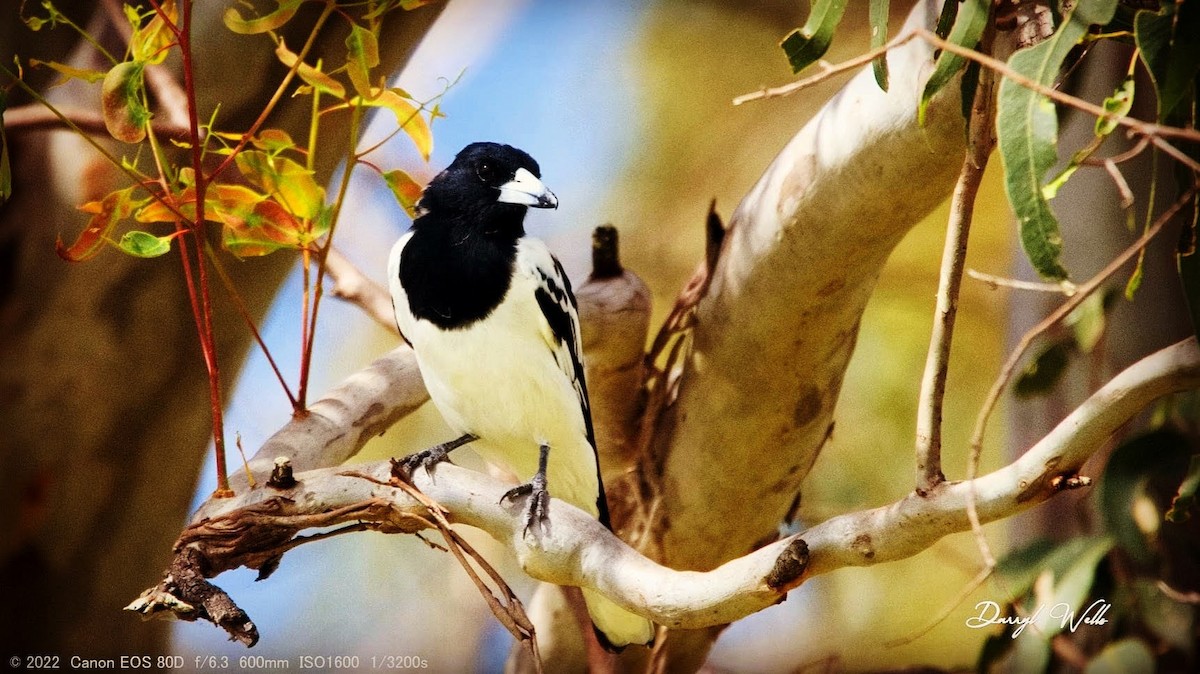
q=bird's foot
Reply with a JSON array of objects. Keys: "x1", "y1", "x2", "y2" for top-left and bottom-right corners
[
  {"x1": 501, "y1": 472, "x2": 550, "y2": 536},
  {"x1": 500, "y1": 444, "x2": 551, "y2": 536},
  {"x1": 394, "y1": 434, "x2": 476, "y2": 479}
]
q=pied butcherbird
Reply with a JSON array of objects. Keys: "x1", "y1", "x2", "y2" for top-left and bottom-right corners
[{"x1": 387, "y1": 142, "x2": 655, "y2": 650}]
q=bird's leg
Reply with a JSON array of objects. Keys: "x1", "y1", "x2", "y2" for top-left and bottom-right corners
[
  {"x1": 500, "y1": 443, "x2": 551, "y2": 535},
  {"x1": 395, "y1": 433, "x2": 477, "y2": 477}
]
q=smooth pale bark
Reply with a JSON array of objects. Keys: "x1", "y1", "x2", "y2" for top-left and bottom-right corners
[{"x1": 153, "y1": 338, "x2": 1199, "y2": 635}]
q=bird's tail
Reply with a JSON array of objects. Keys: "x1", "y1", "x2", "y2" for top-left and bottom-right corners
[{"x1": 582, "y1": 587, "x2": 655, "y2": 651}]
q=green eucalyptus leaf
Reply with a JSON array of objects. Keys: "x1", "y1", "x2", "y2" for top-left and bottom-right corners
[
  {"x1": 1135, "y1": 1, "x2": 1200, "y2": 125},
  {"x1": 117, "y1": 230, "x2": 172, "y2": 258},
  {"x1": 1098, "y1": 429, "x2": 1192, "y2": 566},
  {"x1": 919, "y1": 0, "x2": 989, "y2": 126},
  {"x1": 1014, "y1": 338, "x2": 1074, "y2": 397},
  {"x1": 869, "y1": 0, "x2": 889, "y2": 91},
  {"x1": 997, "y1": 0, "x2": 1118, "y2": 281},
  {"x1": 780, "y1": 0, "x2": 848, "y2": 74}
]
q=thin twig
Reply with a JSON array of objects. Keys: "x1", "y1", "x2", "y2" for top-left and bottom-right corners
[
  {"x1": 914, "y1": 28, "x2": 997, "y2": 496},
  {"x1": 967, "y1": 269, "x2": 1076, "y2": 294},
  {"x1": 914, "y1": 28, "x2": 1200, "y2": 145},
  {"x1": 882, "y1": 565, "x2": 993, "y2": 647},
  {"x1": 732, "y1": 32, "x2": 918, "y2": 105},
  {"x1": 1103, "y1": 159, "x2": 1136, "y2": 209},
  {"x1": 390, "y1": 475, "x2": 544, "y2": 674},
  {"x1": 325, "y1": 247, "x2": 401, "y2": 335},
  {"x1": 734, "y1": 28, "x2": 1200, "y2": 149},
  {"x1": 205, "y1": 242, "x2": 299, "y2": 407}
]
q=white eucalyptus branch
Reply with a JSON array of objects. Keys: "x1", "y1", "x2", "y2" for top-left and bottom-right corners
[{"x1": 135, "y1": 338, "x2": 1199, "y2": 640}]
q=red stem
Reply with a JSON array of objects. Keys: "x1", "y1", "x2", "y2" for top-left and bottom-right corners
[
  {"x1": 178, "y1": 0, "x2": 231, "y2": 497},
  {"x1": 297, "y1": 247, "x2": 312, "y2": 413}
]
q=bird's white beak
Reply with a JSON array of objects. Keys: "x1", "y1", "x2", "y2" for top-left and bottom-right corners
[{"x1": 498, "y1": 167, "x2": 558, "y2": 209}]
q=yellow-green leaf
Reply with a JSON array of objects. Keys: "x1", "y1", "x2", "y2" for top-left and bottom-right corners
[
  {"x1": 345, "y1": 23, "x2": 380, "y2": 99},
  {"x1": 101, "y1": 61, "x2": 150, "y2": 144},
  {"x1": 224, "y1": 0, "x2": 304, "y2": 35},
  {"x1": 1096, "y1": 75, "x2": 1135, "y2": 136},
  {"x1": 28, "y1": 59, "x2": 106, "y2": 86},
  {"x1": 134, "y1": 183, "x2": 263, "y2": 224},
  {"x1": 235, "y1": 150, "x2": 324, "y2": 219},
  {"x1": 117, "y1": 230, "x2": 173, "y2": 258},
  {"x1": 383, "y1": 169, "x2": 423, "y2": 218},
  {"x1": 333, "y1": 88, "x2": 432, "y2": 160},
  {"x1": 131, "y1": 0, "x2": 177, "y2": 65},
  {"x1": 252, "y1": 128, "x2": 298, "y2": 153},
  {"x1": 275, "y1": 39, "x2": 346, "y2": 99}
]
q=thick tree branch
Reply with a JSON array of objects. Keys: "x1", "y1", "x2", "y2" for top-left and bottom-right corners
[
  {"x1": 2, "y1": 103, "x2": 193, "y2": 143},
  {"x1": 325, "y1": 247, "x2": 401, "y2": 335},
  {"x1": 134, "y1": 338, "x2": 1200, "y2": 640}
]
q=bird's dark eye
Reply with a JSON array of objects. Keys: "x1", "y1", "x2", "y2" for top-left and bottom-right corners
[{"x1": 476, "y1": 161, "x2": 498, "y2": 184}]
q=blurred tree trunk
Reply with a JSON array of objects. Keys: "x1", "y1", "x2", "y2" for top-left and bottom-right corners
[{"x1": 0, "y1": 1, "x2": 443, "y2": 658}]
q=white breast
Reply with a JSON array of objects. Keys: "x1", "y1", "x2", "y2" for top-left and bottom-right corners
[{"x1": 387, "y1": 234, "x2": 601, "y2": 516}]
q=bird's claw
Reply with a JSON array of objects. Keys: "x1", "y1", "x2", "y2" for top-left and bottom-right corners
[
  {"x1": 501, "y1": 473, "x2": 550, "y2": 536},
  {"x1": 394, "y1": 434, "x2": 476, "y2": 480},
  {"x1": 395, "y1": 445, "x2": 450, "y2": 479}
]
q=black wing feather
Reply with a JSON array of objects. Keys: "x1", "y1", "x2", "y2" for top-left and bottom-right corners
[{"x1": 532, "y1": 256, "x2": 612, "y2": 529}]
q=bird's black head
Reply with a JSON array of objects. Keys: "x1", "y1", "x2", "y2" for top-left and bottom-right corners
[{"x1": 415, "y1": 143, "x2": 558, "y2": 232}]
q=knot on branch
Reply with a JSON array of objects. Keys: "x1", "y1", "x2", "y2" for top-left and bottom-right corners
[
  {"x1": 1050, "y1": 473, "x2": 1093, "y2": 491},
  {"x1": 764, "y1": 537, "x2": 810, "y2": 591},
  {"x1": 267, "y1": 457, "x2": 297, "y2": 490}
]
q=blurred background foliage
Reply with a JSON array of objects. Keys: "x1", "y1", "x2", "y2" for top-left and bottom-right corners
[{"x1": 177, "y1": 1, "x2": 1024, "y2": 670}]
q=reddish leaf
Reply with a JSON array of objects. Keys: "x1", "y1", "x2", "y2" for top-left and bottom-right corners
[
  {"x1": 56, "y1": 187, "x2": 145, "y2": 261},
  {"x1": 101, "y1": 61, "x2": 149, "y2": 144},
  {"x1": 382, "y1": 169, "x2": 423, "y2": 218},
  {"x1": 252, "y1": 129, "x2": 298, "y2": 153},
  {"x1": 219, "y1": 198, "x2": 304, "y2": 257}
]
